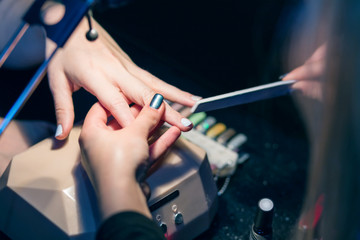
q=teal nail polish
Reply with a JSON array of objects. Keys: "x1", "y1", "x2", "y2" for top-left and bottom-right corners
[{"x1": 150, "y1": 94, "x2": 164, "y2": 109}]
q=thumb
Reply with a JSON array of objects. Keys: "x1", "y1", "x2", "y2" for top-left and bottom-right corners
[
  {"x1": 130, "y1": 93, "x2": 165, "y2": 138},
  {"x1": 49, "y1": 74, "x2": 75, "y2": 140}
]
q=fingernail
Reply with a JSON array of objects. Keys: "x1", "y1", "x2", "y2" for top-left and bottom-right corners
[
  {"x1": 191, "y1": 95, "x2": 202, "y2": 101},
  {"x1": 55, "y1": 124, "x2": 63, "y2": 137},
  {"x1": 279, "y1": 73, "x2": 288, "y2": 80},
  {"x1": 150, "y1": 93, "x2": 164, "y2": 109},
  {"x1": 181, "y1": 118, "x2": 192, "y2": 127}
]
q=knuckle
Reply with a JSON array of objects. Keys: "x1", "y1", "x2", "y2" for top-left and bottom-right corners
[
  {"x1": 141, "y1": 87, "x2": 156, "y2": 105},
  {"x1": 54, "y1": 104, "x2": 69, "y2": 117},
  {"x1": 148, "y1": 113, "x2": 159, "y2": 125},
  {"x1": 106, "y1": 97, "x2": 128, "y2": 113},
  {"x1": 147, "y1": 73, "x2": 160, "y2": 85},
  {"x1": 142, "y1": 69, "x2": 163, "y2": 87}
]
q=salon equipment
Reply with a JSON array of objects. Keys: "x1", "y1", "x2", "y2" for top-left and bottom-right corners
[
  {"x1": 182, "y1": 128, "x2": 240, "y2": 177},
  {"x1": 191, "y1": 80, "x2": 296, "y2": 113},
  {"x1": 195, "y1": 116, "x2": 217, "y2": 133},
  {"x1": 188, "y1": 112, "x2": 207, "y2": 127},
  {"x1": 0, "y1": 127, "x2": 218, "y2": 240},
  {"x1": 217, "y1": 128, "x2": 236, "y2": 145},
  {"x1": 227, "y1": 133, "x2": 248, "y2": 152},
  {"x1": 176, "y1": 105, "x2": 249, "y2": 177},
  {"x1": 206, "y1": 123, "x2": 226, "y2": 139}
]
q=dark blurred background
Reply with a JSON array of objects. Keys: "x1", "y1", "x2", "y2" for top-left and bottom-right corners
[{"x1": 0, "y1": 0, "x2": 310, "y2": 239}]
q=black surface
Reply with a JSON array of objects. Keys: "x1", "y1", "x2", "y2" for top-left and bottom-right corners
[{"x1": 0, "y1": 0, "x2": 309, "y2": 239}]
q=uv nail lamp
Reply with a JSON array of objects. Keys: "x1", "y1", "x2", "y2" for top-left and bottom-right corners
[{"x1": 0, "y1": 127, "x2": 218, "y2": 239}]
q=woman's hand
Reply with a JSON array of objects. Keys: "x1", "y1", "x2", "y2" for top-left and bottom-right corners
[
  {"x1": 283, "y1": 44, "x2": 327, "y2": 101},
  {"x1": 48, "y1": 17, "x2": 197, "y2": 140},
  {"x1": 79, "y1": 94, "x2": 181, "y2": 220}
]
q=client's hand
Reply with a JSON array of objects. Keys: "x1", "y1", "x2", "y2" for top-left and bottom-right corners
[
  {"x1": 79, "y1": 94, "x2": 181, "y2": 220},
  {"x1": 48, "y1": 17, "x2": 197, "y2": 140},
  {"x1": 283, "y1": 44, "x2": 326, "y2": 101}
]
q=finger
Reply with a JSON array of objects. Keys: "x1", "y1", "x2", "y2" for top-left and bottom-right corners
[
  {"x1": 107, "y1": 118, "x2": 121, "y2": 130},
  {"x1": 107, "y1": 104, "x2": 142, "y2": 130},
  {"x1": 283, "y1": 60, "x2": 324, "y2": 82},
  {"x1": 95, "y1": 17, "x2": 199, "y2": 109},
  {"x1": 149, "y1": 120, "x2": 165, "y2": 138},
  {"x1": 90, "y1": 81, "x2": 135, "y2": 127},
  {"x1": 292, "y1": 80, "x2": 323, "y2": 100},
  {"x1": 131, "y1": 67, "x2": 200, "y2": 106},
  {"x1": 48, "y1": 72, "x2": 75, "y2": 140},
  {"x1": 118, "y1": 72, "x2": 194, "y2": 132},
  {"x1": 82, "y1": 102, "x2": 110, "y2": 131},
  {"x1": 129, "y1": 84, "x2": 193, "y2": 131},
  {"x1": 306, "y1": 44, "x2": 327, "y2": 63},
  {"x1": 84, "y1": 68, "x2": 156, "y2": 125},
  {"x1": 129, "y1": 94, "x2": 165, "y2": 138},
  {"x1": 112, "y1": 71, "x2": 193, "y2": 132},
  {"x1": 162, "y1": 101, "x2": 193, "y2": 132},
  {"x1": 149, "y1": 126, "x2": 181, "y2": 161},
  {"x1": 79, "y1": 102, "x2": 109, "y2": 150},
  {"x1": 130, "y1": 104, "x2": 142, "y2": 118}
]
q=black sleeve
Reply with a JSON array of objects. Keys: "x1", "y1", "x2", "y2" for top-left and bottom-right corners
[{"x1": 96, "y1": 211, "x2": 166, "y2": 240}]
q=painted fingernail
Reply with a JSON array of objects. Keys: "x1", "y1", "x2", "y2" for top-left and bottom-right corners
[
  {"x1": 55, "y1": 124, "x2": 63, "y2": 137},
  {"x1": 191, "y1": 95, "x2": 202, "y2": 101},
  {"x1": 181, "y1": 118, "x2": 192, "y2": 127},
  {"x1": 150, "y1": 93, "x2": 164, "y2": 109},
  {"x1": 279, "y1": 73, "x2": 288, "y2": 80}
]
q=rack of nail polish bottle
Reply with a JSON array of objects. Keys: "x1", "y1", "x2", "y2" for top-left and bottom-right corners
[{"x1": 168, "y1": 102, "x2": 250, "y2": 195}]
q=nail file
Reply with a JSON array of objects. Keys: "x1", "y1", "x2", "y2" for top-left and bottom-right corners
[{"x1": 191, "y1": 80, "x2": 296, "y2": 113}]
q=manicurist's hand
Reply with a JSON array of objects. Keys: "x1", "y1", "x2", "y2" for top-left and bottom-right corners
[
  {"x1": 283, "y1": 44, "x2": 327, "y2": 101},
  {"x1": 79, "y1": 94, "x2": 181, "y2": 220},
  {"x1": 48, "y1": 16, "x2": 197, "y2": 140}
]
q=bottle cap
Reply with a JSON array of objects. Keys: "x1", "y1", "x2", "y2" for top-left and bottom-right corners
[{"x1": 253, "y1": 198, "x2": 274, "y2": 235}]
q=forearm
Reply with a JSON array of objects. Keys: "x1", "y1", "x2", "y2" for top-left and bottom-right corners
[{"x1": 96, "y1": 174, "x2": 152, "y2": 221}]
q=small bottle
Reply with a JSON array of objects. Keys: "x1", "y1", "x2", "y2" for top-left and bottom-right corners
[
  {"x1": 216, "y1": 128, "x2": 236, "y2": 145},
  {"x1": 196, "y1": 116, "x2": 216, "y2": 133},
  {"x1": 249, "y1": 198, "x2": 274, "y2": 240},
  {"x1": 227, "y1": 133, "x2": 247, "y2": 152},
  {"x1": 188, "y1": 112, "x2": 207, "y2": 127},
  {"x1": 206, "y1": 123, "x2": 227, "y2": 139}
]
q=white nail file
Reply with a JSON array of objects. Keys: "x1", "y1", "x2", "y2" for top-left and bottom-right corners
[{"x1": 191, "y1": 80, "x2": 296, "y2": 113}]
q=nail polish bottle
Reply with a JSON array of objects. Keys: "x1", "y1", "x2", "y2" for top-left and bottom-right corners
[{"x1": 249, "y1": 198, "x2": 274, "y2": 240}]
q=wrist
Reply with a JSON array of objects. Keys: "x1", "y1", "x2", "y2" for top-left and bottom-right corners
[{"x1": 97, "y1": 176, "x2": 151, "y2": 220}]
